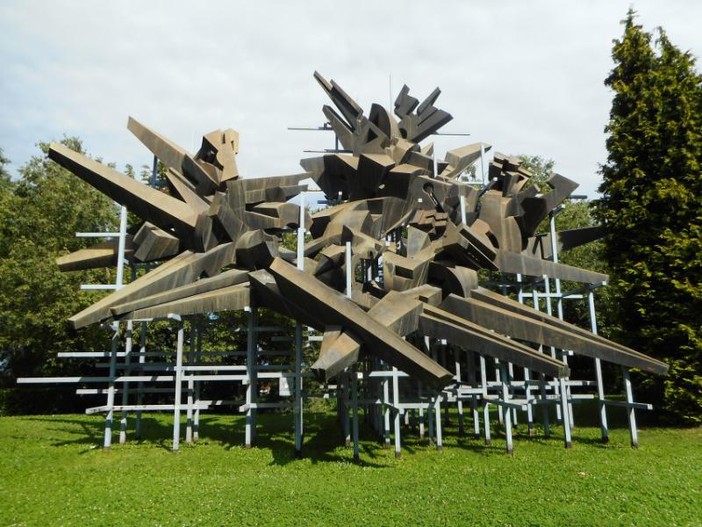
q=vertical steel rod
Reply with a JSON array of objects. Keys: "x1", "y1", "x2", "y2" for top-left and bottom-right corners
[
  {"x1": 135, "y1": 320, "x2": 147, "y2": 440},
  {"x1": 245, "y1": 304, "x2": 257, "y2": 448},
  {"x1": 103, "y1": 323, "x2": 119, "y2": 449},
  {"x1": 172, "y1": 322, "x2": 184, "y2": 452},
  {"x1": 588, "y1": 289, "x2": 609, "y2": 443},
  {"x1": 119, "y1": 320, "x2": 133, "y2": 444},
  {"x1": 351, "y1": 371, "x2": 360, "y2": 462},
  {"x1": 392, "y1": 366, "x2": 401, "y2": 458},
  {"x1": 622, "y1": 367, "x2": 639, "y2": 448}
]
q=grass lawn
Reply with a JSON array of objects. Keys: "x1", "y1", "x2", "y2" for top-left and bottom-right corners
[{"x1": 0, "y1": 408, "x2": 700, "y2": 527}]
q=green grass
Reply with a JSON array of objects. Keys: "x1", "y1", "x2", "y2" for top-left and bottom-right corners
[{"x1": 1, "y1": 409, "x2": 701, "y2": 527}]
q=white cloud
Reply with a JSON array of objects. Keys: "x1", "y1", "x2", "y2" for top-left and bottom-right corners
[{"x1": 2, "y1": 0, "x2": 702, "y2": 197}]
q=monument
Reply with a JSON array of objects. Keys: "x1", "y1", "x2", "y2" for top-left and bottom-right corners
[{"x1": 27, "y1": 72, "x2": 667, "y2": 455}]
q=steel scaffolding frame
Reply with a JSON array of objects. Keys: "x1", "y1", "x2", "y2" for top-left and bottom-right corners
[{"x1": 18, "y1": 171, "x2": 654, "y2": 458}]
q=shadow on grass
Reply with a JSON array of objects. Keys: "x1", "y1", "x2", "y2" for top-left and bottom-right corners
[
  {"x1": 14, "y1": 407, "x2": 644, "y2": 463},
  {"x1": 16, "y1": 415, "x2": 104, "y2": 452},
  {"x1": 197, "y1": 411, "x2": 392, "y2": 468}
]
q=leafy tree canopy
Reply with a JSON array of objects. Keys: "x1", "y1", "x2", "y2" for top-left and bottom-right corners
[
  {"x1": 0, "y1": 138, "x2": 119, "y2": 386},
  {"x1": 594, "y1": 9, "x2": 702, "y2": 424}
]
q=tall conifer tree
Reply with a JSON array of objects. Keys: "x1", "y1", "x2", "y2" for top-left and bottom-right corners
[{"x1": 595, "y1": 10, "x2": 702, "y2": 424}]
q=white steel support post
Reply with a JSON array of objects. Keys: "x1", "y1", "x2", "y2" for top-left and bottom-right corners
[
  {"x1": 559, "y1": 376, "x2": 573, "y2": 449},
  {"x1": 421, "y1": 343, "x2": 433, "y2": 441},
  {"x1": 549, "y1": 213, "x2": 574, "y2": 427},
  {"x1": 103, "y1": 205, "x2": 128, "y2": 448},
  {"x1": 351, "y1": 370, "x2": 360, "y2": 462},
  {"x1": 544, "y1": 274, "x2": 573, "y2": 427},
  {"x1": 103, "y1": 323, "x2": 120, "y2": 449},
  {"x1": 172, "y1": 320, "x2": 184, "y2": 452},
  {"x1": 418, "y1": 383, "x2": 425, "y2": 440},
  {"x1": 340, "y1": 374, "x2": 350, "y2": 446},
  {"x1": 516, "y1": 274, "x2": 534, "y2": 435},
  {"x1": 340, "y1": 242, "x2": 353, "y2": 447},
  {"x1": 345, "y1": 242, "x2": 352, "y2": 299},
  {"x1": 539, "y1": 369, "x2": 551, "y2": 438},
  {"x1": 480, "y1": 354, "x2": 490, "y2": 445},
  {"x1": 527, "y1": 282, "x2": 550, "y2": 437},
  {"x1": 454, "y1": 349, "x2": 465, "y2": 436},
  {"x1": 245, "y1": 303, "x2": 258, "y2": 448},
  {"x1": 459, "y1": 195, "x2": 467, "y2": 225},
  {"x1": 523, "y1": 367, "x2": 534, "y2": 437},
  {"x1": 296, "y1": 193, "x2": 305, "y2": 270},
  {"x1": 185, "y1": 323, "x2": 196, "y2": 445},
  {"x1": 534, "y1": 283, "x2": 562, "y2": 422},
  {"x1": 382, "y1": 370, "x2": 391, "y2": 448},
  {"x1": 119, "y1": 320, "x2": 134, "y2": 444},
  {"x1": 508, "y1": 361, "x2": 517, "y2": 426},
  {"x1": 588, "y1": 289, "x2": 609, "y2": 443},
  {"x1": 294, "y1": 321, "x2": 304, "y2": 457},
  {"x1": 622, "y1": 367, "x2": 639, "y2": 448},
  {"x1": 294, "y1": 200, "x2": 306, "y2": 458},
  {"x1": 548, "y1": 212, "x2": 565, "y2": 322},
  {"x1": 495, "y1": 359, "x2": 504, "y2": 425},
  {"x1": 193, "y1": 326, "x2": 202, "y2": 442},
  {"x1": 500, "y1": 363, "x2": 514, "y2": 454},
  {"x1": 468, "y1": 351, "x2": 480, "y2": 438},
  {"x1": 427, "y1": 387, "x2": 434, "y2": 443},
  {"x1": 483, "y1": 402, "x2": 492, "y2": 446},
  {"x1": 135, "y1": 321, "x2": 147, "y2": 440},
  {"x1": 434, "y1": 394, "x2": 443, "y2": 452},
  {"x1": 392, "y1": 366, "x2": 401, "y2": 458}
]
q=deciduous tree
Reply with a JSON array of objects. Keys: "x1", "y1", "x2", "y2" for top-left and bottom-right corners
[{"x1": 0, "y1": 139, "x2": 119, "y2": 395}]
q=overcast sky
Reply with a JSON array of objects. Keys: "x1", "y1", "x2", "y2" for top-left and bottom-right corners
[{"x1": 2, "y1": 1, "x2": 702, "y2": 198}]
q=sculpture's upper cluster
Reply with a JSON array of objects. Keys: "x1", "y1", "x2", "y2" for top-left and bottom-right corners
[{"x1": 48, "y1": 72, "x2": 668, "y2": 389}]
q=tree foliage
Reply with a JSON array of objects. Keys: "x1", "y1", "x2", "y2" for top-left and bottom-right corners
[
  {"x1": 0, "y1": 139, "x2": 119, "y2": 388},
  {"x1": 594, "y1": 10, "x2": 702, "y2": 424},
  {"x1": 517, "y1": 154, "x2": 617, "y2": 343}
]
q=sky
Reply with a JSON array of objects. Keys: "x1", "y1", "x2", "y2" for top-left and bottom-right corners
[{"x1": 2, "y1": 1, "x2": 702, "y2": 198}]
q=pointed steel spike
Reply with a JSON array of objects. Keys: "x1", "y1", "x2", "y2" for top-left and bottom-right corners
[
  {"x1": 420, "y1": 304, "x2": 569, "y2": 378},
  {"x1": 111, "y1": 268, "x2": 249, "y2": 317},
  {"x1": 126, "y1": 283, "x2": 250, "y2": 321},
  {"x1": 442, "y1": 293, "x2": 666, "y2": 374},
  {"x1": 467, "y1": 288, "x2": 669, "y2": 375},
  {"x1": 69, "y1": 242, "x2": 236, "y2": 329},
  {"x1": 56, "y1": 237, "x2": 135, "y2": 271},
  {"x1": 267, "y1": 258, "x2": 453, "y2": 388},
  {"x1": 128, "y1": 117, "x2": 218, "y2": 192},
  {"x1": 311, "y1": 327, "x2": 361, "y2": 382},
  {"x1": 48, "y1": 143, "x2": 199, "y2": 247},
  {"x1": 494, "y1": 249, "x2": 609, "y2": 284}
]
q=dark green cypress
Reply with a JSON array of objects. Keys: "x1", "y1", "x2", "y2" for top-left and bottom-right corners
[{"x1": 595, "y1": 10, "x2": 702, "y2": 424}]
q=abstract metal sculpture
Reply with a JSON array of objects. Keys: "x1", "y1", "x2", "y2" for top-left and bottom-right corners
[{"x1": 41, "y1": 72, "x2": 667, "y2": 454}]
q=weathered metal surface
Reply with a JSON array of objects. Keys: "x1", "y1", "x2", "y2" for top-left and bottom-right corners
[{"x1": 48, "y1": 71, "x2": 668, "y2": 386}]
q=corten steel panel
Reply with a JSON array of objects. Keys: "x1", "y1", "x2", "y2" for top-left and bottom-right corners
[
  {"x1": 126, "y1": 284, "x2": 250, "y2": 321},
  {"x1": 440, "y1": 294, "x2": 668, "y2": 374},
  {"x1": 311, "y1": 328, "x2": 361, "y2": 382},
  {"x1": 420, "y1": 304, "x2": 569, "y2": 378},
  {"x1": 56, "y1": 237, "x2": 135, "y2": 271},
  {"x1": 69, "y1": 244, "x2": 236, "y2": 328},
  {"x1": 49, "y1": 71, "x2": 668, "y2": 388},
  {"x1": 265, "y1": 258, "x2": 453, "y2": 388},
  {"x1": 111, "y1": 268, "x2": 249, "y2": 317},
  {"x1": 48, "y1": 143, "x2": 199, "y2": 247},
  {"x1": 468, "y1": 288, "x2": 668, "y2": 375}
]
